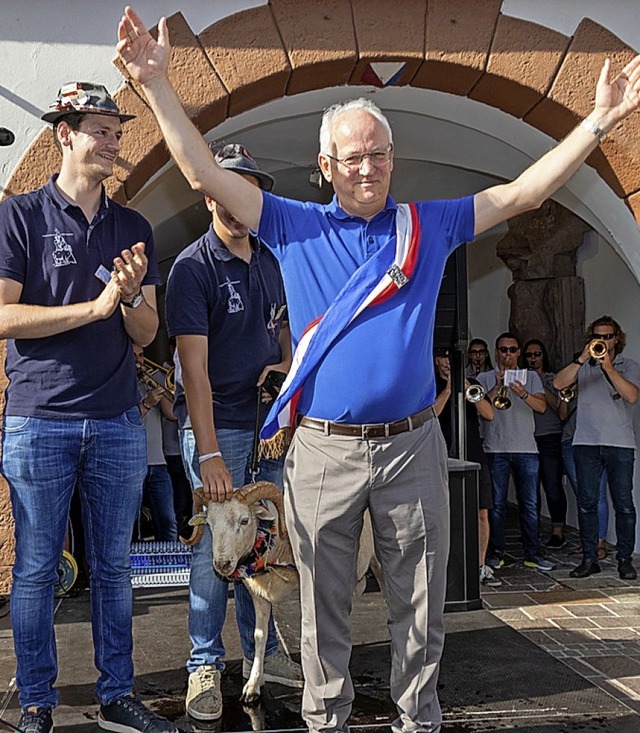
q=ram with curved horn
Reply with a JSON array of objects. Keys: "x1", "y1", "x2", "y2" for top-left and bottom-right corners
[{"x1": 184, "y1": 481, "x2": 380, "y2": 702}]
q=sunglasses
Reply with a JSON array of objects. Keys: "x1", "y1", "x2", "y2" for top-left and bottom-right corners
[
  {"x1": 469, "y1": 349, "x2": 487, "y2": 355},
  {"x1": 525, "y1": 351, "x2": 542, "y2": 358},
  {"x1": 497, "y1": 346, "x2": 519, "y2": 354},
  {"x1": 592, "y1": 332, "x2": 616, "y2": 340}
]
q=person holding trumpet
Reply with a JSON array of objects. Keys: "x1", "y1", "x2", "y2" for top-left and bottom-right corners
[
  {"x1": 133, "y1": 344, "x2": 178, "y2": 542},
  {"x1": 433, "y1": 348, "x2": 501, "y2": 586},
  {"x1": 554, "y1": 316, "x2": 639, "y2": 580},
  {"x1": 476, "y1": 333, "x2": 554, "y2": 572}
]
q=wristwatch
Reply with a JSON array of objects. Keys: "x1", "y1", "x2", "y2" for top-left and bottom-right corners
[{"x1": 121, "y1": 291, "x2": 144, "y2": 309}]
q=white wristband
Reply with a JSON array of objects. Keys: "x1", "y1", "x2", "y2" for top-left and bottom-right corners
[
  {"x1": 198, "y1": 451, "x2": 222, "y2": 464},
  {"x1": 580, "y1": 119, "x2": 606, "y2": 142}
]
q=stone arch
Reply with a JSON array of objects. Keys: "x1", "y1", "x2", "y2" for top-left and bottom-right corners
[{"x1": 4, "y1": 0, "x2": 640, "y2": 221}]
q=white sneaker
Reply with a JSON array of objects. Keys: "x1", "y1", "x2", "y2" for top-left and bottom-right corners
[
  {"x1": 480, "y1": 564, "x2": 503, "y2": 587},
  {"x1": 186, "y1": 665, "x2": 222, "y2": 721},
  {"x1": 242, "y1": 651, "x2": 304, "y2": 688}
]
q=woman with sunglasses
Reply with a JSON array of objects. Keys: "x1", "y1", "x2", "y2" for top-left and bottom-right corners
[
  {"x1": 466, "y1": 338, "x2": 493, "y2": 377},
  {"x1": 523, "y1": 339, "x2": 568, "y2": 548}
]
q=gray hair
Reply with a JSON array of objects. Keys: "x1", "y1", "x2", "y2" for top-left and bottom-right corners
[{"x1": 319, "y1": 98, "x2": 393, "y2": 156}]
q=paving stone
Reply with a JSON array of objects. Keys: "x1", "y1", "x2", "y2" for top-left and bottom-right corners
[
  {"x1": 542, "y1": 628, "x2": 599, "y2": 644},
  {"x1": 563, "y1": 603, "x2": 618, "y2": 617},
  {"x1": 549, "y1": 617, "x2": 599, "y2": 630},
  {"x1": 491, "y1": 608, "x2": 531, "y2": 621},
  {"x1": 586, "y1": 627, "x2": 640, "y2": 641},
  {"x1": 479, "y1": 592, "x2": 536, "y2": 609},
  {"x1": 520, "y1": 630, "x2": 565, "y2": 648},
  {"x1": 561, "y1": 656, "x2": 605, "y2": 677},
  {"x1": 590, "y1": 615, "x2": 640, "y2": 628},
  {"x1": 527, "y1": 589, "x2": 609, "y2": 604},
  {"x1": 521, "y1": 604, "x2": 572, "y2": 619},
  {"x1": 604, "y1": 604, "x2": 640, "y2": 616},
  {"x1": 507, "y1": 618, "x2": 555, "y2": 630},
  {"x1": 580, "y1": 655, "x2": 640, "y2": 678},
  {"x1": 612, "y1": 675, "x2": 640, "y2": 697}
]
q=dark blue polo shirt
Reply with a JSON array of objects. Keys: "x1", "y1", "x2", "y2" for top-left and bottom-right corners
[
  {"x1": 0, "y1": 176, "x2": 161, "y2": 418},
  {"x1": 165, "y1": 225, "x2": 287, "y2": 430}
]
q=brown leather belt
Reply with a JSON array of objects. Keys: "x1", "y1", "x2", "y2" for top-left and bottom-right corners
[{"x1": 296, "y1": 406, "x2": 436, "y2": 439}]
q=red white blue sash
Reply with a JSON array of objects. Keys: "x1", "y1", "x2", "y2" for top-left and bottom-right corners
[{"x1": 260, "y1": 202, "x2": 421, "y2": 440}]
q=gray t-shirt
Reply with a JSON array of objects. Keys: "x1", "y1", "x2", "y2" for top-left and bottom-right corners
[
  {"x1": 477, "y1": 370, "x2": 544, "y2": 453},
  {"x1": 534, "y1": 371, "x2": 563, "y2": 437},
  {"x1": 573, "y1": 355, "x2": 640, "y2": 449}
]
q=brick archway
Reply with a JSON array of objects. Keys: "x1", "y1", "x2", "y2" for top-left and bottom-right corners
[{"x1": 5, "y1": 1, "x2": 640, "y2": 220}]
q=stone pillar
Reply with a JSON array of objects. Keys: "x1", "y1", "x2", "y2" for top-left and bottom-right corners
[{"x1": 496, "y1": 200, "x2": 590, "y2": 371}]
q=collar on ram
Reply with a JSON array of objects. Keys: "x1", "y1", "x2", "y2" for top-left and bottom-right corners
[{"x1": 214, "y1": 502, "x2": 294, "y2": 580}]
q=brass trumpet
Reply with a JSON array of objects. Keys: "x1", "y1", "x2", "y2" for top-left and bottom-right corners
[
  {"x1": 138, "y1": 357, "x2": 175, "y2": 400},
  {"x1": 493, "y1": 384, "x2": 511, "y2": 410},
  {"x1": 558, "y1": 383, "x2": 578, "y2": 402},
  {"x1": 588, "y1": 339, "x2": 607, "y2": 360},
  {"x1": 465, "y1": 383, "x2": 486, "y2": 403}
]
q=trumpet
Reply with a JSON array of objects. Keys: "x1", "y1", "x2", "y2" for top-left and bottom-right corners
[
  {"x1": 465, "y1": 382, "x2": 486, "y2": 403},
  {"x1": 588, "y1": 339, "x2": 607, "y2": 360},
  {"x1": 137, "y1": 357, "x2": 175, "y2": 400},
  {"x1": 558, "y1": 383, "x2": 578, "y2": 402},
  {"x1": 493, "y1": 384, "x2": 512, "y2": 410}
]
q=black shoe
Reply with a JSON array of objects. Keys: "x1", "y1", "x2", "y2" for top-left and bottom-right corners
[
  {"x1": 98, "y1": 694, "x2": 178, "y2": 732},
  {"x1": 618, "y1": 558, "x2": 637, "y2": 580},
  {"x1": 17, "y1": 708, "x2": 53, "y2": 733},
  {"x1": 545, "y1": 533, "x2": 566, "y2": 549},
  {"x1": 569, "y1": 559, "x2": 601, "y2": 578}
]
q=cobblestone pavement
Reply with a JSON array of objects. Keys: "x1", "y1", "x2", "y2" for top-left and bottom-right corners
[{"x1": 481, "y1": 520, "x2": 640, "y2": 714}]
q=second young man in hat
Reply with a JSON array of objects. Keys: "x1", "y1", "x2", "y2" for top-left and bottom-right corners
[{"x1": 165, "y1": 143, "x2": 301, "y2": 722}]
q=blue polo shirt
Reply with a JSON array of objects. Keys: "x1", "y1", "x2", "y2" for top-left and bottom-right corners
[
  {"x1": 0, "y1": 176, "x2": 160, "y2": 418},
  {"x1": 165, "y1": 225, "x2": 287, "y2": 430},
  {"x1": 258, "y1": 192, "x2": 475, "y2": 423}
]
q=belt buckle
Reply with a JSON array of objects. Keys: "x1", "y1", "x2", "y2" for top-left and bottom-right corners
[{"x1": 361, "y1": 422, "x2": 390, "y2": 439}]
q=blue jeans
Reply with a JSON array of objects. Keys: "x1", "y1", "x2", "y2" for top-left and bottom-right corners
[
  {"x1": 535, "y1": 433, "x2": 567, "y2": 528},
  {"x1": 573, "y1": 444, "x2": 636, "y2": 562},
  {"x1": 562, "y1": 441, "x2": 609, "y2": 539},
  {"x1": 488, "y1": 452, "x2": 540, "y2": 559},
  {"x1": 144, "y1": 465, "x2": 178, "y2": 541},
  {"x1": 180, "y1": 427, "x2": 283, "y2": 672},
  {"x1": 2, "y1": 409, "x2": 147, "y2": 709}
]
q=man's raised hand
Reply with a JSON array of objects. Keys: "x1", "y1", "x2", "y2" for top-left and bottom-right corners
[
  {"x1": 116, "y1": 6, "x2": 170, "y2": 85},
  {"x1": 595, "y1": 55, "x2": 640, "y2": 126}
]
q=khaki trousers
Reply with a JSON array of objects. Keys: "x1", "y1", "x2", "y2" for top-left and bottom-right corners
[{"x1": 284, "y1": 417, "x2": 450, "y2": 733}]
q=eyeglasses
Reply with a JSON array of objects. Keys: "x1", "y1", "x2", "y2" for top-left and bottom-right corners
[
  {"x1": 497, "y1": 346, "x2": 519, "y2": 354},
  {"x1": 592, "y1": 332, "x2": 616, "y2": 340},
  {"x1": 325, "y1": 145, "x2": 393, "y2": 172},
  {"x1": 469, "y1": 349, "x2": 487, "y2": 355},
  {"x1": 525, "y1": 351, "x2": 542, "y2": 359}
]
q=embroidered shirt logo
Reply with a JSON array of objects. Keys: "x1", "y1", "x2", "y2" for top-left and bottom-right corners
[
  {"x1": 44, "y1": 229, "x2": 77, "y2": 268},
  {"x1": 220, "y1": 277, "x2": 244, "y2": 313}
]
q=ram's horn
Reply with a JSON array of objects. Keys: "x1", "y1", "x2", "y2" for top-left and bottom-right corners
[
  {"x1": 180, "y1": 489, "x2": 207, "y2": 547},
  {"x1": 235, "y1": 481, "x2": 287, "y2": 542}
]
